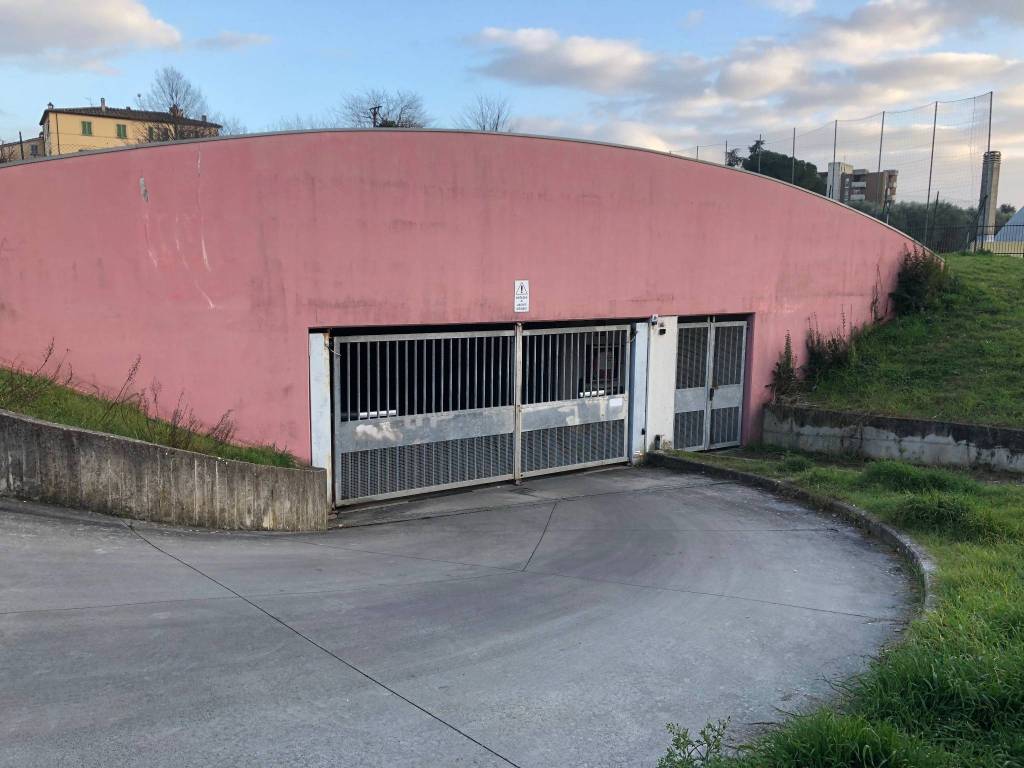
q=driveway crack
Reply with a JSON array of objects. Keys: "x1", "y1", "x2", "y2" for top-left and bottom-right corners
[{"x1": 121, "y1": 521, "x2": 522, "y2": 768}]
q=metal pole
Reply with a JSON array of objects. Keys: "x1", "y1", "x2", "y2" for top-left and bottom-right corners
[
  {"x1": 987, "y1": 91, "x2": 993, "y2": 154},
  {"x1": 695, "y1": 145, "x2": 699, "y2": 161},
  {"x1": 877, "y1": 111, "x2": 885, "y2": 173},
  {"x1": 757, "y1": 134, "x2": 762, "y2": 173},
  {"x1": 832, "y1": 119, "x2": 837, "y2": 167},
  {"x1": 18, "y1": 131, "x2": 24, "y2": 160},
  {"x1": 512, "y1": 323, "x2": 523, "y2": 483},
  {"x1": 724, "y1": 140, "x2": 728, "y2": 165},
  {"x1": 791, "y1": 127, "x2": 796, "y2": 184},
  {"x1": 924, "y1": 100, "x2": 938, "y2": 243}
]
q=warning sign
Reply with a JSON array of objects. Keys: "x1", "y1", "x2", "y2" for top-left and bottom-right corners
[{"x1": 514, "y1": 280, "x2": 530, "y2": 313}]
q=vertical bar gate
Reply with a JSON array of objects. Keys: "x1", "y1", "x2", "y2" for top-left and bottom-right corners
[
  {"x1": 332, "y1": 330, "x2": 516, "y2": 503},
  {"x1": 331, "y1": 324, "x2": 632, "y2": 504},
  {"x1": 520, "y1": 325, "x2": 630, "y2": 477},
  {"x1": 673, "y1": 319, "x2": 747, "y2": 451}
]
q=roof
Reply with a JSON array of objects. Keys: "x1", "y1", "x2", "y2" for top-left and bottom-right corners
[
  {"x1": 994, "y1": 207, "x2": 1024, "y2": 242},
  {"x1": 39, "y1": 106, "x2": 220, "y2": 128}
]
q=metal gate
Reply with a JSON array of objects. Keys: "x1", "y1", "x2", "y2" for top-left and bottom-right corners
[
  {"x1": 520, "y1": 325, "x2": 630, "y2": 477},
  {"x1": 673, "y1": 319, "x2": 747, "y2": 451},
  {"x1": 332, "y1": 325, "x2": 631, "y2": 504},
  {"x1": 332, "y1": 330, "x2": 517, "y2": 503}
]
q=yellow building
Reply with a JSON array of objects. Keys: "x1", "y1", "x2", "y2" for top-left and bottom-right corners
[
  {"x1": 39, "y1": 98, "x2": 220, "y2": 156},
  {"x1": 0, "y1": 133, "x2": 45, "y2": 162}
]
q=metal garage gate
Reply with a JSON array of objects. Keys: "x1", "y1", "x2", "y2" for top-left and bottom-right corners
[
  {"x1": 332, "y1": 325, "x2": 630, "y2": 504},
  {"x1": 674, "y1": 319, "x2": 747, "y2": 451},
  {"x1": 520, "y1": 326, "x2": 630, "y2": 477}
]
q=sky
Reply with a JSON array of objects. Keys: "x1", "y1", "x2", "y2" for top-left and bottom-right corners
[{"x1": 0, "y1": 0, "x2": 1021, "y2": 205}]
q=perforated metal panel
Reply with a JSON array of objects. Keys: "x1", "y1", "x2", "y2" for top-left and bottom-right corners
[
  {"x1": 522, "y1": 420, "x2": 625, "y2": 474},
  {"x1": 673, "y1": 319, "x2": 748, "y2": 451},
  {"x1": 336, "y1": 433, "x2": 515, "y2": 500},
  {"x1": 673, "y1": 410, "x2": 705, "y2": 451}
]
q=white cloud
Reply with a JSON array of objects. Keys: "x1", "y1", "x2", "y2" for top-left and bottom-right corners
[
  {"x1": 0, "y1": 0, "x2": 180, "y2": 71},
  {"x1": 760, "y1": 0, "x2": 816, "y2": 14}
]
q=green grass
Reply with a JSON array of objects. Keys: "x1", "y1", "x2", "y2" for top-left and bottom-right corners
[
  {"x1": 659, "y1": 447, "x2": 1024, "y2": 768},
  {"x1": 0, "y1": 366, "x2": 298, "y2": 468},
  {"x1": 803, "y1": 253, "x2": 1024, "y2": 428}
]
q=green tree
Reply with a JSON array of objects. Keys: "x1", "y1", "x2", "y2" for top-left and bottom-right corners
[{"x1": 741, "y1": 142, "x2": 826, "y2": 195}]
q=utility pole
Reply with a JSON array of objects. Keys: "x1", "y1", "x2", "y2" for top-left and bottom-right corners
[
  {"x1": 18, "y1": 131, "x2": 24, "y2": 160},
  {"x1": 757, "y1": 133, "x2": 762, "y2": 173},
  {"x1": 369, "y1": 104, "x2": 381, "y2": 128}
]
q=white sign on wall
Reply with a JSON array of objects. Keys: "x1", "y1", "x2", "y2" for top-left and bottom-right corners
[{"x1": 514, "y1": 280, "x2": 530, "y2": 313}]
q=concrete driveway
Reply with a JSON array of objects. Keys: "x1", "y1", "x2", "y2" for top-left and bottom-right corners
[{"x1": 0, "y1": 466, "x2": 913, "y2": 767}]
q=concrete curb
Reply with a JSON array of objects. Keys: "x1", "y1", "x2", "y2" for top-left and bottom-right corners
[{"x1": 647, "y1": 452, "x2": 939, "y2": 613}]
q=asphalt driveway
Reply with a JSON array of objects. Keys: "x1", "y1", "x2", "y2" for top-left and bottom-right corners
[{"x1": 0, "y1": 466, "x2": 914, "y2": 767}]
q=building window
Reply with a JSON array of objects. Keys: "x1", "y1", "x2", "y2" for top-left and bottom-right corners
[
  {"x1": 30, "y1": 145, "x2": 39, "y2": 156},
  {"x1": 81, "y1": 121, "x2": 93, "y2": 136},
  {"x1": 116, "y1": 124, "x2": 127, "y2": 139}
]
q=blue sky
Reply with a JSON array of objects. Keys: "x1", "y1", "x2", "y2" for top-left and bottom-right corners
[{"x1": 1, "y1": 0, "x2": 1021, "y2": 204}]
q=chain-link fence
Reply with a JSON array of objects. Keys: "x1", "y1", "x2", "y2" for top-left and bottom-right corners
[{"x1": 675, "y1": 93, "x2": 1003, "y2": 253}]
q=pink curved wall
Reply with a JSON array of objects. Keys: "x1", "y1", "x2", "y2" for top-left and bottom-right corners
[{"x1": 0, "y1": 131, "x2": 914, "y2": 461}]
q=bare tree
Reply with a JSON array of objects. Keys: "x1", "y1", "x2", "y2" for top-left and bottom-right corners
[
  {"x1": 209, "y1": 113, "x2": 247, "y2": 136},
  {"x1": 457, "y1": 95, "x2": 514, "y2": 132},
  {"x1": 133, "y1": 67, "x2": 221, "y2": 143},
  {"x1": 137, "y1": 67, "x2": 210, "y2": 119},
  {"x1": 337, "y1": 89, "x2": 429, "y2": 128},
  {"x1": 268, "y1": 113, "x2": 337, "y2": 131}
]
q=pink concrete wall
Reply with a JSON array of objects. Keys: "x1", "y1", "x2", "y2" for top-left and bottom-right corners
[{"x1": 0, "y1": 131, "x2": 914, "y2": 461}]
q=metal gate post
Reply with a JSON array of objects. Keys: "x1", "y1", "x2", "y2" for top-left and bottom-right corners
[{"x1": 513, "y1": 322, "x2": 524, "y2": 484}]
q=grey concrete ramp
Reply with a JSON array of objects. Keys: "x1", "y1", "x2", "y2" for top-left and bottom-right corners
[{"x1": 0, "y1": 466, "x2": 914, "y2": 767}]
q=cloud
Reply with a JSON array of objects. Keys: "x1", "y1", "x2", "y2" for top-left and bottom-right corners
[
  {"x1": 0, "y1": 0, "x2": 180, "y2": 71},
  {"x1": 194, "y1": 31, "x2": 272, "y2": 51},
  {"x1": 472, "y1": 1, "x2": 1024, "y2": 203},
  {"x1": 759, "y1": 0, "x2": 815, "y2": 14},
  {"x1": 680, "y1": 10, "x2": 705, "y2": 28}
]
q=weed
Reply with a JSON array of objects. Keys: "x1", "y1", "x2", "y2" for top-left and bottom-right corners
[
  {"x1": 779, "y1": 453, "x2": 813, "y2": 473},
  {"x1": 856, "y1": 461, "x2": 977, "y2": 494},
  {"x1": 658, "y1": 719, "x2": 730, "y2": 768},
  {"x1": 1, "y1": 348, "x2": 297, "y2": 468},
  {"x1": 769, "y1": 332, "x2": 800, "y2": 403},
  {"x1": 890, "y1": 492, "x2": 1003, "y2": 541},
  {"x1": 889, "y1": 246, "x2": 955, "y2": 316},
  {"x1": 804, "y1": 311, "x2": 861, "y2": 387}
]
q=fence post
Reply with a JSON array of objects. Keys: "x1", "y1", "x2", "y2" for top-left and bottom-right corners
[
  {"x1": 724, "y1": 140, "x2": 728, "y2": 165},
  {"x1": 695, "y1": 145, "x2": 699, "y2": 161},
  {"x1": 924, "y1": 101, "x2": 938, "y2": 245},
  {"x1": 877, "y1": 111, "x2": 885, "y2": 173},
  {"x1": 832, "y1": 119, "x2": 837, "y2": 169},
  {"x1": 791, "y1": 127, "x2": 796, "y2": 184}
]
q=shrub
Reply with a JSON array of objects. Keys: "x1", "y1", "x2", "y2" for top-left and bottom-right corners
[{"x1": 890, "y1": 247, "x2": 954, "y2": 316}]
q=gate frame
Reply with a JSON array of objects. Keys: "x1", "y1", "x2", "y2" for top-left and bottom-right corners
[{"x1": 672, "y1": 317, "x2": 749, "y2": 452}]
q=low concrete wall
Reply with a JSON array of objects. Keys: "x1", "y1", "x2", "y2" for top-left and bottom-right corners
[
  {"x1": 764, "y1": 404, "x2": 1024, "y2": 475},
  {"x1": 0, "y1": 409, "x2": 328, "y2": 531}
]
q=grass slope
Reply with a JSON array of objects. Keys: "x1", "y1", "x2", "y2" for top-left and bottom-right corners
[
  {"x1": 659, "y1": 447, "x2": 1024, "y2": 768},
  {"x1": 804, "y1": 253, "x2": 1024, "y2": 428},
  {"x1": 0, "y1": 367, "x2": 298, "y2": 468}
]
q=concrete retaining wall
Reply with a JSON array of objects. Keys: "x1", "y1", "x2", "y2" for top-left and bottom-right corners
[
  {"x1": 0, "y1": 409, "x2": 328, "y2": 531},
  {"x1": 764, "y1": 404, "x2": 1024, "y2": 474}
]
